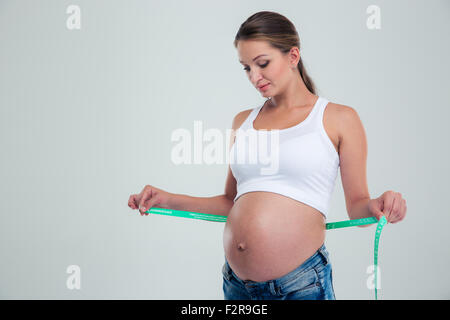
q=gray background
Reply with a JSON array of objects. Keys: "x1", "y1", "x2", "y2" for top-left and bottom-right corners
[{"x1": 1, "y1": 0, "x2": 449, "y2": 299}]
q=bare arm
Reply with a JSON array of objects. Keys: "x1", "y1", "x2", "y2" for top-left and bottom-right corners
[
  {"x1": 168, "y1": 193, "x2": 234, "y2": 216},
  {"x1": 337, "y1": 104, "x2": 373, "y2": 227}
]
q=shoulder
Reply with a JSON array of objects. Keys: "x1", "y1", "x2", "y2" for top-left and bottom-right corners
[
  {"x1": 325, "y1": 101, "x2": 357, "y2": 119},
  {"x1": 324, "y1": 102, "x2": 362, "y2": 140},
  {"x1": 231, "y1": 108, "x2": 254, "y2": 131}
]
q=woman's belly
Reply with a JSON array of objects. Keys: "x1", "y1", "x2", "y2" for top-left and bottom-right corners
[{"x1": 223, "y1": 191, "x2": 326, "y2": 282}]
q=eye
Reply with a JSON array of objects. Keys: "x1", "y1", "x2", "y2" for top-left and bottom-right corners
[{"x1": 243, "y1": 61, "x2": 269, "y2": 72}]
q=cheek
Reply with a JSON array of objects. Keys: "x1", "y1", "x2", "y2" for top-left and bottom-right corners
[{"x1": 267, "y1": 63, "x2": 288, "y2": 84}]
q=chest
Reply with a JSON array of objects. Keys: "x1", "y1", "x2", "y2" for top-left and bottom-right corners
[
  {"x1": 252, "y1": 106, "x2": 340, "y2": 155},
  {"x1": 231, "y1": 130, "x2": 334, "y2": 179}
]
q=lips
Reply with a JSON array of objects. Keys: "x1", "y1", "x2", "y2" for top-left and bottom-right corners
[{"x1": 258, "y1": 83, "x2": 270, "y2": 90}]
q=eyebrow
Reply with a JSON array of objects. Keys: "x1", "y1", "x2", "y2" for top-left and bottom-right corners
[{"x1": 239, "y1": 54, "x2": 268, "y2": 64}]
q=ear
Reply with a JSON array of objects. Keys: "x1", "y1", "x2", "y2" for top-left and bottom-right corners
[{"x1": 289, "y1": 46, "x2": 300, "y2": 67}]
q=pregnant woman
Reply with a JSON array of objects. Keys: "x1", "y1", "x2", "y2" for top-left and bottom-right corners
[{"x1": 128, "y1": 11, "x2": 407, "y2": 300}]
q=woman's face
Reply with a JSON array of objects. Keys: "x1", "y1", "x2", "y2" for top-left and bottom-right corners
[{"x1": 237, "y1": 40, "x2": 297, "y2": 97}]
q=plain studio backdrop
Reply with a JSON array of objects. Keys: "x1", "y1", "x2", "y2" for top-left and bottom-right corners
[{"x1": 0, "y1": 0, "x2": 449, "y2": 299}]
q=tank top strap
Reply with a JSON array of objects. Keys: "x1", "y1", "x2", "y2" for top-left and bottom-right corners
[
  {"x1": 239, "y1": 97, "x2": 329, "y2": 132},
  {"x1": 239, "y1": 101, "x2": 265, "y2": 130},
  {"x1": 309, "y1": 96, "x2": 330, "y2": 130}
]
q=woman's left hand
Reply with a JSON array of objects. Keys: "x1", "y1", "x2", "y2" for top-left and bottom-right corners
[{"x1": 368, "y1": 191, "x2": 407, "y2": 224}]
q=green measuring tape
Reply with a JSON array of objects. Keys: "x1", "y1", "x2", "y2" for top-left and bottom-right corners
[{"x1": 145, "y1": 207, "x2": 387, "y2": 300}]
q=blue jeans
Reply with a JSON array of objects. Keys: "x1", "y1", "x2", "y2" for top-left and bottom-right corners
[{"x1": 222, "y1": 243, "x2": 336, "y2": 300}]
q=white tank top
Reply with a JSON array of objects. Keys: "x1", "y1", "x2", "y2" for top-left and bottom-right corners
[{"x1": 229, "y1": 96, "x2": 340, "y2": 219}]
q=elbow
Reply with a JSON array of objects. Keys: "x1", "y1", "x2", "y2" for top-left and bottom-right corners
[
  {"x1": 224, "y1": 192, "x2": 236, "y2": 204},
  {"x1": 223, "y1": 194, "x2": 235, "y2": 213}
]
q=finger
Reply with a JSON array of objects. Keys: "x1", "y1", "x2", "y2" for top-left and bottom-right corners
[
  {"x1": 128, "y1": 195, "x2": 134, "y2": 209},
  {"x1": 382, "y1": 192, "x2": 396, "y2": 222},
  {"x1": 139, "y1": 188, "x2": 153, "y2": 215},
  {"x1": 389, "y1": 212, "x2": 400, "y2": 224},
  {"x1": 133, "y1": 195, "x2": 140, "y2": 210},
  {"x1": 375, "y1": 204, "x2": 384, "y2": 220},
  {"x1": 398, "y1": 200, "x2": 406, "y2": 222},
  {"x1": 134, "y1": 194, "x2": 141, "y2": 209},
  {"x1": 128, "y1": 195, "x2": 138, "y2": 209},
  {"x1": 387, "y1": 194, "x2": 399, "y2": 223},
  {"x1": 392, "y1": 199, "x2": 407, "y2": 223},
  {"x1": 388, "y1": 194, "x2": 402, "y2": 223},
  {"x1": 369, "y1": 198, "x2": 384, "y2": 221},
  {"x1": 142, "y1": 197, "x2": 160, "y2": 216},
  {"x1": 373, "y1": 208, "x2": 384, "y2": 221}
]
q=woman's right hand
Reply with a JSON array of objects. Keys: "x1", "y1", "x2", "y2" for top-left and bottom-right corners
[{"x1": 128, "y1": 185, "x2": 172, "y2": 216}]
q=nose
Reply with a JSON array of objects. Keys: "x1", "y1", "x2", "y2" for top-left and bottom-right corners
[{"x1": 249, "y1": 70, "x2": 263, "y2": 87}]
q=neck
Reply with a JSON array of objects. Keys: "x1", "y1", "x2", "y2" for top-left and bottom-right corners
[{"x1": 269, "y1": 74, "x2": 316, "y2": 110}]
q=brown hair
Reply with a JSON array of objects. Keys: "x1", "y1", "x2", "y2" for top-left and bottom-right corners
[{"x1": 234, "y1": 11, "x2": 317, "y2": 95}]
